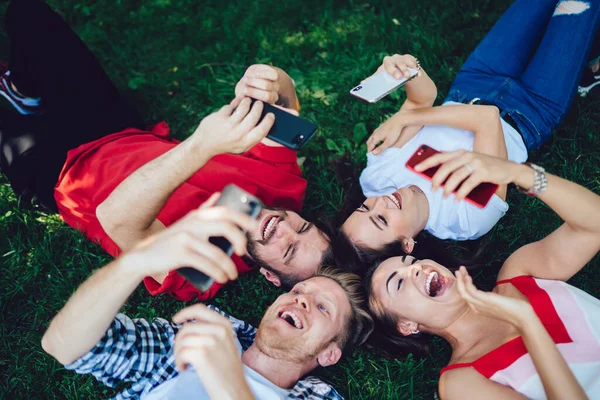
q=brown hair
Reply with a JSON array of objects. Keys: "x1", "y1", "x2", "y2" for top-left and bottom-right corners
[
  {"x1": 364, "y1": 264, "x2": 431, "y2": 359},
  {"x1": 315, "y1": 266, "x2": 374, "y2": 357}
]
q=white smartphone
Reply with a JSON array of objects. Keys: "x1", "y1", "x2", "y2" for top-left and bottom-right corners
[{"x1": 350, "y1": 68, "x2": 419, "y2": 103}]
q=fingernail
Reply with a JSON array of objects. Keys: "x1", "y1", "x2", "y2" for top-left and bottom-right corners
[{"x1": 395, "y1": 73, "x2": 402, "y2": 79}]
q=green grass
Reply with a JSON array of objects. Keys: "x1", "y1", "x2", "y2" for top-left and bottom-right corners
[{"x1": 0, "y1": 0, "x2": 599, "y2": 399}]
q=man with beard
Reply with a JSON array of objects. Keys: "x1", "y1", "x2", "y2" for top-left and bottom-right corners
[
  {"x1": 0, "y1": 0, "x2": 330, "y2": 301},
  {"x1": 41, "y1": 206, "x2": 374, "y2": 399}
]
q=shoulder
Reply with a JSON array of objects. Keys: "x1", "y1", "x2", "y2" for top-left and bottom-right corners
[
  {"x1": 439, "y1": 367, "x2": 491, "y2": 399},
  {"x1": 439, "y1": 365, "x2": 526, "y2": 399},
  {"x1": 289, "y1": 376, "x2": 344, "y2": 400}
]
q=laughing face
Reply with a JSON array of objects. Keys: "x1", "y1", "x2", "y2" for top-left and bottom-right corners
[
  {"x1": 369, "y1": 255, "x2": 466, "y2": 335},
  {"x1": 247, "y1": 208, "x2": 330, "y2": 287},
  {"x1": 255, "y1": 276, "x2": 351, "y2": 366},
  {"x1": 341, "y1": 186, "x2": 429, "y2": 251}
]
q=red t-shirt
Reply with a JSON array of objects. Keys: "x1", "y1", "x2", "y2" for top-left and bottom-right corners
[{"x1": 54, "y1": 122, "x2": 306, "y2": 301}]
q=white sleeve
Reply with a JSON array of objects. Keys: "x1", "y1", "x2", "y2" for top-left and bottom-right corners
[{"x1": 462, "y1": 195, "x2": 508, "y2": 240}]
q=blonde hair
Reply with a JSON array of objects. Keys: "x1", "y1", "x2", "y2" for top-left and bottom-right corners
[{"x1": 315, "y1": 266, "x2": 374, "y2": 356}]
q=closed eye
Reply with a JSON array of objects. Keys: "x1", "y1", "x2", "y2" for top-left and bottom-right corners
[
  {"x1": 397, "y1": 279, "x2": 403, "y2": 290},
  {"x1": 284, "y1": 244, "x2": 293, "y2": 259},
  {"x1": 297, "y1": 222, "x2": 308, "y2": 234}
]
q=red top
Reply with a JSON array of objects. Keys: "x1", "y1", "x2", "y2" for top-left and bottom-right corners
[
  {"x1": 54, "y1": 122, "x2": 307, "y2": 301},
  {"x1": 440, "y1": 276, "x2": 572, "y2": 377}
]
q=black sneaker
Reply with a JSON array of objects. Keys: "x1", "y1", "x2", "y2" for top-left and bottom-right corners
[{"x1": 578, "y1": 68, "x2": 600, "y2": 97}]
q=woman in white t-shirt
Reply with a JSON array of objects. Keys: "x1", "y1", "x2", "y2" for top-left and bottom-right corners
[{"x1": 340, "y1": 0, "x2": 599, "y2": 260}]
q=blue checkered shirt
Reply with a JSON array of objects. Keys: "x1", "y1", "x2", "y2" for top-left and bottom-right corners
[{"x1": 65, "y1": 306, "x2": 343, "y2": 400}]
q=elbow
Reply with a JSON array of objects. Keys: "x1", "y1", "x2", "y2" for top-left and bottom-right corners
[
  {"x1": 484, "y1": 105, "x2": 501, "y2": 120},
  {"x1": 477, "y1": 105, "x2": 501, "y2": 129},
  {"x1": 96, "y1": 201, "x2": 116, "y2": 234},
  {"x1": 41, "y1": 328, "x2": 75, "y2": 366}
]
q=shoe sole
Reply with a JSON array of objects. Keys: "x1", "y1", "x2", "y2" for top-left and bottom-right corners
[
  {"x1": 578, "y1": 80, "x2": 600, "y2": 98},
  {"x1": 0, "y1": 89, "x2": 38, "y2": 115}
]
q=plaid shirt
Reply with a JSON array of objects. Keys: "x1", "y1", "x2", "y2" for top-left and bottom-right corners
[{"x1": 65, "y1": 306, "x2": 343, "y2": 400}]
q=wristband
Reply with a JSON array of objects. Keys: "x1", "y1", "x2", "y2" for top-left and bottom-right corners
[{"x1": 517, "y1": 163, "x2": 547, "y2": 197}]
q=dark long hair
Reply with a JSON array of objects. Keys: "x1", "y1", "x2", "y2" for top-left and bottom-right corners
[
  {"x1": 332, "y1": 156, "x2": 485, "y2": 273},
  {"x1": 363, "y1": 263, "x2": 432, "y2": 359}
]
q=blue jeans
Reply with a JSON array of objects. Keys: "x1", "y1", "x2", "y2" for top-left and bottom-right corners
[{"x1": 445, "y1": 0, "x2": 600, "y2": 150}]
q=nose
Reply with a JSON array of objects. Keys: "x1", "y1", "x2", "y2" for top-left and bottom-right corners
[
  {"x1": 294, "y1": 293, "x2": 310, "y2": 311},
  {"x1": 409, "y1": 263, "x2": 423, "y2": 279},
  {"x1": 373, "y1": 196, "x2": 386, "y2": 212},
  {"x1": 275, "y1": 221, "x2": 297, "y2": 240}
]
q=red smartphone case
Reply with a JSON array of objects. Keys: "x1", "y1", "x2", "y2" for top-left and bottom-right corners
[{"x1": 405, "y1": 145, "x2": 498, "y2": 208}]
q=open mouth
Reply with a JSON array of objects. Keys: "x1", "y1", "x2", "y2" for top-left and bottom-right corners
[
  {"x1": 278, "y1": 310, "x2": 303, "y2": 329},
  {"x1": 424, "y1": 270, "x2": 447, "y2": 297},
  {"x1": 385, "y1": 192, "x2": 403, "y2": 210},
  {"x1": 261, "y1": 215, "x2": 279, "y2": 241}
]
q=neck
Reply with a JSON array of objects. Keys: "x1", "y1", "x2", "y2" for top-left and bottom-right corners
[
  {"x1": 241, "y1": 343, "x2": 316, "y2": 389},
  {"x1": 410, "y1": 185, "x2": 430, "y2": 233},
  {"x1": 434, "y1": 307, "x2": 515, "y2": 362}
]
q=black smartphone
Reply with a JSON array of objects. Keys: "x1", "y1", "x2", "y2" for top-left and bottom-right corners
[
  {"x1": 176, "y1": 184, "x2": 263, "y2": 291},
  {"x1": 406, "y1": 145, "x2": 498, "y2": 208},
  {"x1": 248, "y1": 98, "x2": 317, "y2": 150}
]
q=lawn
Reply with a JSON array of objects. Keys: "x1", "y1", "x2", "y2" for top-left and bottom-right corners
[{"x1": 0, "y1": 0, "x2": 599, "y2": 399}]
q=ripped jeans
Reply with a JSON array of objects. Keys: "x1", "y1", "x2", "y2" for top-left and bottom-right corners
[{"x1": 445, "y1": 0, "x2": 600, "y2": 150}]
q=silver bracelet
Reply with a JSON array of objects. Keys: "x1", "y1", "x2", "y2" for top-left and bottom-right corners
[{"x1": 518, "y1": 163, "x2": 547, "y2": 197}]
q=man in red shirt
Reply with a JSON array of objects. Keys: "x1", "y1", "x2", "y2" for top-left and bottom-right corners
[{"x1": 0, "y1": 0, "x2": 330, "y2": 301}]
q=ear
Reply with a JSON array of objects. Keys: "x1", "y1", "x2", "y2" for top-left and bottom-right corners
[
  {"x1": 316, "y1": 342, "x2": 342, "y2": 367},
  {"x1": 397, "y1": 319, "x2": 418, "y2": 336},
  {"x1": 259, "y1": 268, "x2": 281, "y2": 287},
  {"x1": 402, "y1": 238, "x2": 415, "y2": 254}
]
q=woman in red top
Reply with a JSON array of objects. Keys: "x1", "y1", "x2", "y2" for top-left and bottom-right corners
[
  {"x1": 365, "y1": 150, "x2": 600, "y2": 399},
  {"x1": 0, "y1": 0, "x2": 331, "y2": 301}
]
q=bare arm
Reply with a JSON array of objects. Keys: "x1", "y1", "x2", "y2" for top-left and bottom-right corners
[
  {"x1": 449, "y1": 268, "x2": 588, "y2": 400},
  {"x1": 440, "y1": 368, "x2": 528, "y2": 400},
  {"x1": 520, "y1": 313, "x2": 588, "y2": 400},
  {"x1": 41, "y1": 257, "x2": 142, "y2": 365},
  {"x1": 97, "y1": 99, "x2": 273, "y2": 262},
  {"x1": 42, "y1": 205, "x2": 255, "y2": 365},
  {"x1": 365, "y1": 54, "x2": 437, "y2": 153},
  {"x1": 499, "y1": 164, "x2": 600, "y2": 281}
]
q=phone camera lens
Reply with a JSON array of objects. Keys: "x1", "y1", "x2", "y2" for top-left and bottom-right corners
[
  {"x1": 421, "y1": 145, "x2": 428, "y2": 151},
  {"x1": 352, "y1": 86, "x2": 362, "y2": 92},
  {"x1": 294, "y1": 135, "x2": 305, "y2": 144}
]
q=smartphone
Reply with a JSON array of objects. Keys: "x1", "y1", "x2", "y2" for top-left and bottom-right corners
[
  {"x1": 405, "y1": 145, "x2": 499, "y2": 208},
  {"x1": 248, "y1": 99, "x2": 317, "y2": 150},
  {"x1": 176, "y1": 184, "x2": 263, "y2": 291},
  {"x1": 350, "y1": 68, "x2": 419, "y2": 103}
]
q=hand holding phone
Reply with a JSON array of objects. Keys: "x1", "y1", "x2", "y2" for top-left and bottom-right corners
[
  {"x1": 246, "y1": 99, "x2": 317, "y2": 150},
  {"x1": 350, "y1": 68, "x2": 418, "y2": 103},
  {"x1": 177, "y1": 185, "x2": 263, "y2": 291},
  {"x1": 406, "y1": 145, "x2": 499, "y2": 208}
]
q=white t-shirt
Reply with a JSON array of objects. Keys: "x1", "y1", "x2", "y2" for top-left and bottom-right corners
[
  {"x1": 145, "y1": 339, "x2": 288, "y2": 400},
  {"x1": 359, "y1": 101, "x2": 528, "y2": 241}
]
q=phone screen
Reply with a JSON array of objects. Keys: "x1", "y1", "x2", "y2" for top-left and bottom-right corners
[{"x1": 405, "y1": 145, "x2": 498, "y2": 208}]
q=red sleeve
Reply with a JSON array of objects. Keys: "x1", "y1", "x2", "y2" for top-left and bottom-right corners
[
  {"x1": 245, "y1": 142, "x2": 302, "y2": 174},
  {"x1": 239, "y1": 143, "x2": 306, "y2": 212},
  {"x1": 143, "y1": 255, "x2": 253, "y2": 301}
]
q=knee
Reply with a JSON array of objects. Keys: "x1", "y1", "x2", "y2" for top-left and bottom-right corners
[{"x1": 553, "y1": 1, "x2": 591, "y2": 16}]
